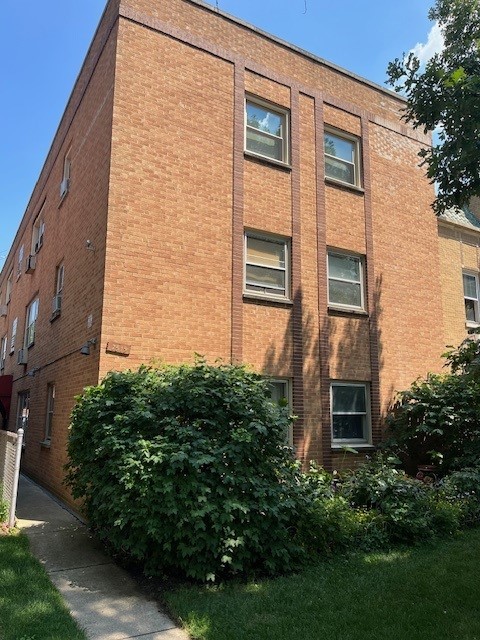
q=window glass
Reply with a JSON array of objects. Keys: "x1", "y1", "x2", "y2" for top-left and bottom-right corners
[
  {"x1": 329, "y1": 254, "x2": 360, "y2": 281},
  {"x1": 333, "y1": 385, "x2": 366, "y2": 413},
  {"x1": 329, "y1": 280, "x2": 362, "y2": 307},
  {"x1": 45, "y1": 384, "x2": 55, "y2": 442},
  {"x1": 25, "y1": 299, "x2": 39, "y2": 347},
  {"x1": 268, "y1": 380, "x2": 289, "y2": 405},
  {"x1": 463, "y1": 274, "x2": 477, "y2": 299},
  {"x1": 325, "y1": 134, "x2": 355, "y2": 163}
]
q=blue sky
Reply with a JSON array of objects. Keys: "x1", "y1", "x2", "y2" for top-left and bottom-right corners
[{"x1": 1, "y1": 0, "x2": 437, "y2": 270}]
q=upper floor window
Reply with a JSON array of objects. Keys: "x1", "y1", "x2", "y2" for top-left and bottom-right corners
[
  {"x1": 44, "y1": 383, "x2": 55, "y2": 443},
  {"x1": 60, "y1": 149, "x2": 71, "y2": 199},
  {"x1": 32, "y1": 208, "x2": 45, "y2": 254},
  {"x1": 324, "y1": 129, "x2": 361, "y2": 187},
  {"x1": 328, "y1": 251, "x2": 365, "y2": 311},
  {"x1": 17, "y1": 245, "x2": 24, "y2": 278},
  {"x1": 10, "y1": 318, "x2": 17, "y2": 354},
  {"x1": 52, "y1": 263, "x2": 64, "y2": 317},
  {"x1": 0, "y1": 335, "x2": 7, "y2": 370},
  {"x1": 268, "y1": 378, "x2": 292, "y2": 445},
  {"x1": 331, "y1": 382, "x2": 370, "y2": 444},
  {"x1": 245, "y1": 97, "x2": 289, "y2": 164},
  {"x1": 244, "y1": 232, "x2": 290, "y2": 300},
  {"x1": 6, "y1": 270, "x2": 13, "y2": 303},
  {"x1": 463, "y1": 272, "x2": 479, "y2": 324},
  {"x1": 25, "y1": 298, "x2": 39, "y2": 348}
]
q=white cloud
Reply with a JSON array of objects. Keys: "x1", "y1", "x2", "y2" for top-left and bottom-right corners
[{"x1": 410, "y1": 22, "x2": 444, "y2": 67}]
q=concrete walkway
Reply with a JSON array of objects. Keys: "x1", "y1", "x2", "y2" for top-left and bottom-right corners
[{"x1": 16, "y1": 475, "x2": 190, "y2": 640}]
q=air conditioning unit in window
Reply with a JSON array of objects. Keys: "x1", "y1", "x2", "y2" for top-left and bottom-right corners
[
  {"x1": 17, "y1": 349, "x2": 28, "y2": 365},
  {"x1": 0, "y1": 305, "x2": 7, "y2": 317},
  {"x1": 52, "y1": 294, "x2": 62, "y2": 315},
  {"x1": 60, "y1": 177, "x2": 70, "y2": 198},
  {"x1": 25, "y1": 255, "x2": 36, "y2": 274}
]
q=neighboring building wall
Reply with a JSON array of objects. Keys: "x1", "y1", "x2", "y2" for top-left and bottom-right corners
[{"x1": 438, "y1": 219, "x2": 480, "y2": 350}]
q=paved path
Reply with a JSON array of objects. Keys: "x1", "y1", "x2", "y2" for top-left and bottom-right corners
[{"x1": 16, "y1": 475, "x2": 190, "y2": 640}]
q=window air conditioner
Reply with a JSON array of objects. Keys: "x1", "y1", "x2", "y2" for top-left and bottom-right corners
[
  {"x1": 25, "y1": 255, "x2": 36, "y2": 274},
  {"x1": 52, "y1": 294, "x2": 62, "y2": 314},
  {"x1": 17, "y1": 349, "x2": 28, "y2": 365},
  {"x1": 0, "y1": 305, "x2": 7, "y2": 317}
]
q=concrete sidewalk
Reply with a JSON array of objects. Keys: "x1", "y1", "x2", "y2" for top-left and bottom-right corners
[{"x1": 16, "y1": 475, "x2": 190, "y2": 640}]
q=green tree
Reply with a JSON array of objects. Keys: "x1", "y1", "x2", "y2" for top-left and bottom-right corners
[{"x1": 387, "y1": 0, "x2": 480, "y2": 215}]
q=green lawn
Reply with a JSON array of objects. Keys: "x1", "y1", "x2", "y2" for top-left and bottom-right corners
[
  {"x1": 165, "y1": 529, "x2": 480, "y2": 640},
  {"x1": 0, "y1": 533, "x2": 87, "y2": 640}
]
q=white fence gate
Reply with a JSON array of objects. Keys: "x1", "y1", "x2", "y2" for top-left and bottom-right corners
[{"x1": 0, "y1": 428, "x2": 24, "y2": 527}]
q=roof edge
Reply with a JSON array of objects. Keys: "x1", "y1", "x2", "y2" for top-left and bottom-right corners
[{"x1": 185, "y1": 0, "x2": 406, "y2": 103}]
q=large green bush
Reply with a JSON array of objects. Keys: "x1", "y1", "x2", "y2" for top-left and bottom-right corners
[
  {"x1": 66, "y1": 361, "x2": 303, "y2": 581},
  {"x1": 385, "y1": 337, "x2": 480, "y2": 473}
]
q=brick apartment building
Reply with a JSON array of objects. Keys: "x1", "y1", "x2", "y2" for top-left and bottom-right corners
[{"x1": 0, "y1": 0, "x2": 451, "y2": 503}]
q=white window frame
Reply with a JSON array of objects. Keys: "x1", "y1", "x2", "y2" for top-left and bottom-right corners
[
  {"x1": 60, "y1": 149, "x2": 71, "y2": 198},
  {"x1": 0, "y1": 334, "x2": 6, "y2": 370},
  {"x1": 17, "y1": 245, "x2": 24, "y2": 277},
  {"x1": 31, "y1": 207, "x2": 46, "y2": 254},
  {"x1": 463, "y1": 271, "x2": 480, "y2": 326},
  {"x1": 324, "y1": 127, "x2": 361, "y2": 188},
  {"x1": 25, "y1": 298, "x2": 39, "y2": 348},
  {"x1": 10, "y1": 317, "x2": 17, "y2": 354},
  {"x1": 244, "y1": 231, "x2": 291, "y2": 301},
  {"x1": 268, "y1": 378, "x2": 293, "y2": 446},
  {"x1": 6, "y1": 270, "x2": 13, "y2": 304},
  {"x1": 331, "y1": 381, "x2": 371, "y2": 445},
  {"x1": 245, "y1": 96, "x2": 290, "y2": 165},
  {"x1": 44, "y1": 383, "x2": 55, "y2": 443},
  {"x1": 51, "y1": 263, "x2": 64, "y2": 317},
  {"x1": 327, "y1": 250, "x2": 365, "y2": 311}
]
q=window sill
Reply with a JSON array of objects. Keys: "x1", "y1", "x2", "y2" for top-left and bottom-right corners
[
  {"x1": 466, "y1": 321, "x2": 480, "y2": 331},
  {"x1": 40, "y1": 440, "x2": 51, "y2": 449},
  {"x1": 243, "y1": 293, "x2": 293, "y2": 307},
  {"x1": 244, "y1": 151, "x2": 292, "y2": 171},
  {"x1": 50, "y1": 310, "x2": 61, "y2": 323},
  {"x1": 328, "y1": 305, "x2": 368, "y2": 317},
  {"x1": 331, "y1": 443, "x2": 375, "y2": 450},
  {"x1": 325, "y1": 177, "x2": 364, "y2": 194}
]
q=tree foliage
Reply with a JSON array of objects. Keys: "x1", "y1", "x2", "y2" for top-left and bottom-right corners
[{"x1": 387, "y1": 0, "x2": 480, "y2": 215}]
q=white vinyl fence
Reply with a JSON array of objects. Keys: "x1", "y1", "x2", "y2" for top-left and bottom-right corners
[{"x1": 0, "y1": 428, "x2": 24, "y2": 527}]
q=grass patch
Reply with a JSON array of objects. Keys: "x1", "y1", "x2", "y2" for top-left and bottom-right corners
[
  {"x1": 0, "y1": 532, "x2": 87, "y2": 640},
  {"x1": 165, "y1": 529, "x2": 480, "y2": 640}
]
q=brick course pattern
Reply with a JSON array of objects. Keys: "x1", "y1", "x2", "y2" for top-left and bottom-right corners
[{"x1": 0, "y1": 0, "x2": 449, "y2": 503}]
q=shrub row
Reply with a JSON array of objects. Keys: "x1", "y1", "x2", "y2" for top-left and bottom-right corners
[{"x1": 66, "y1": 357, "x2": 480, "y2": 583}]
